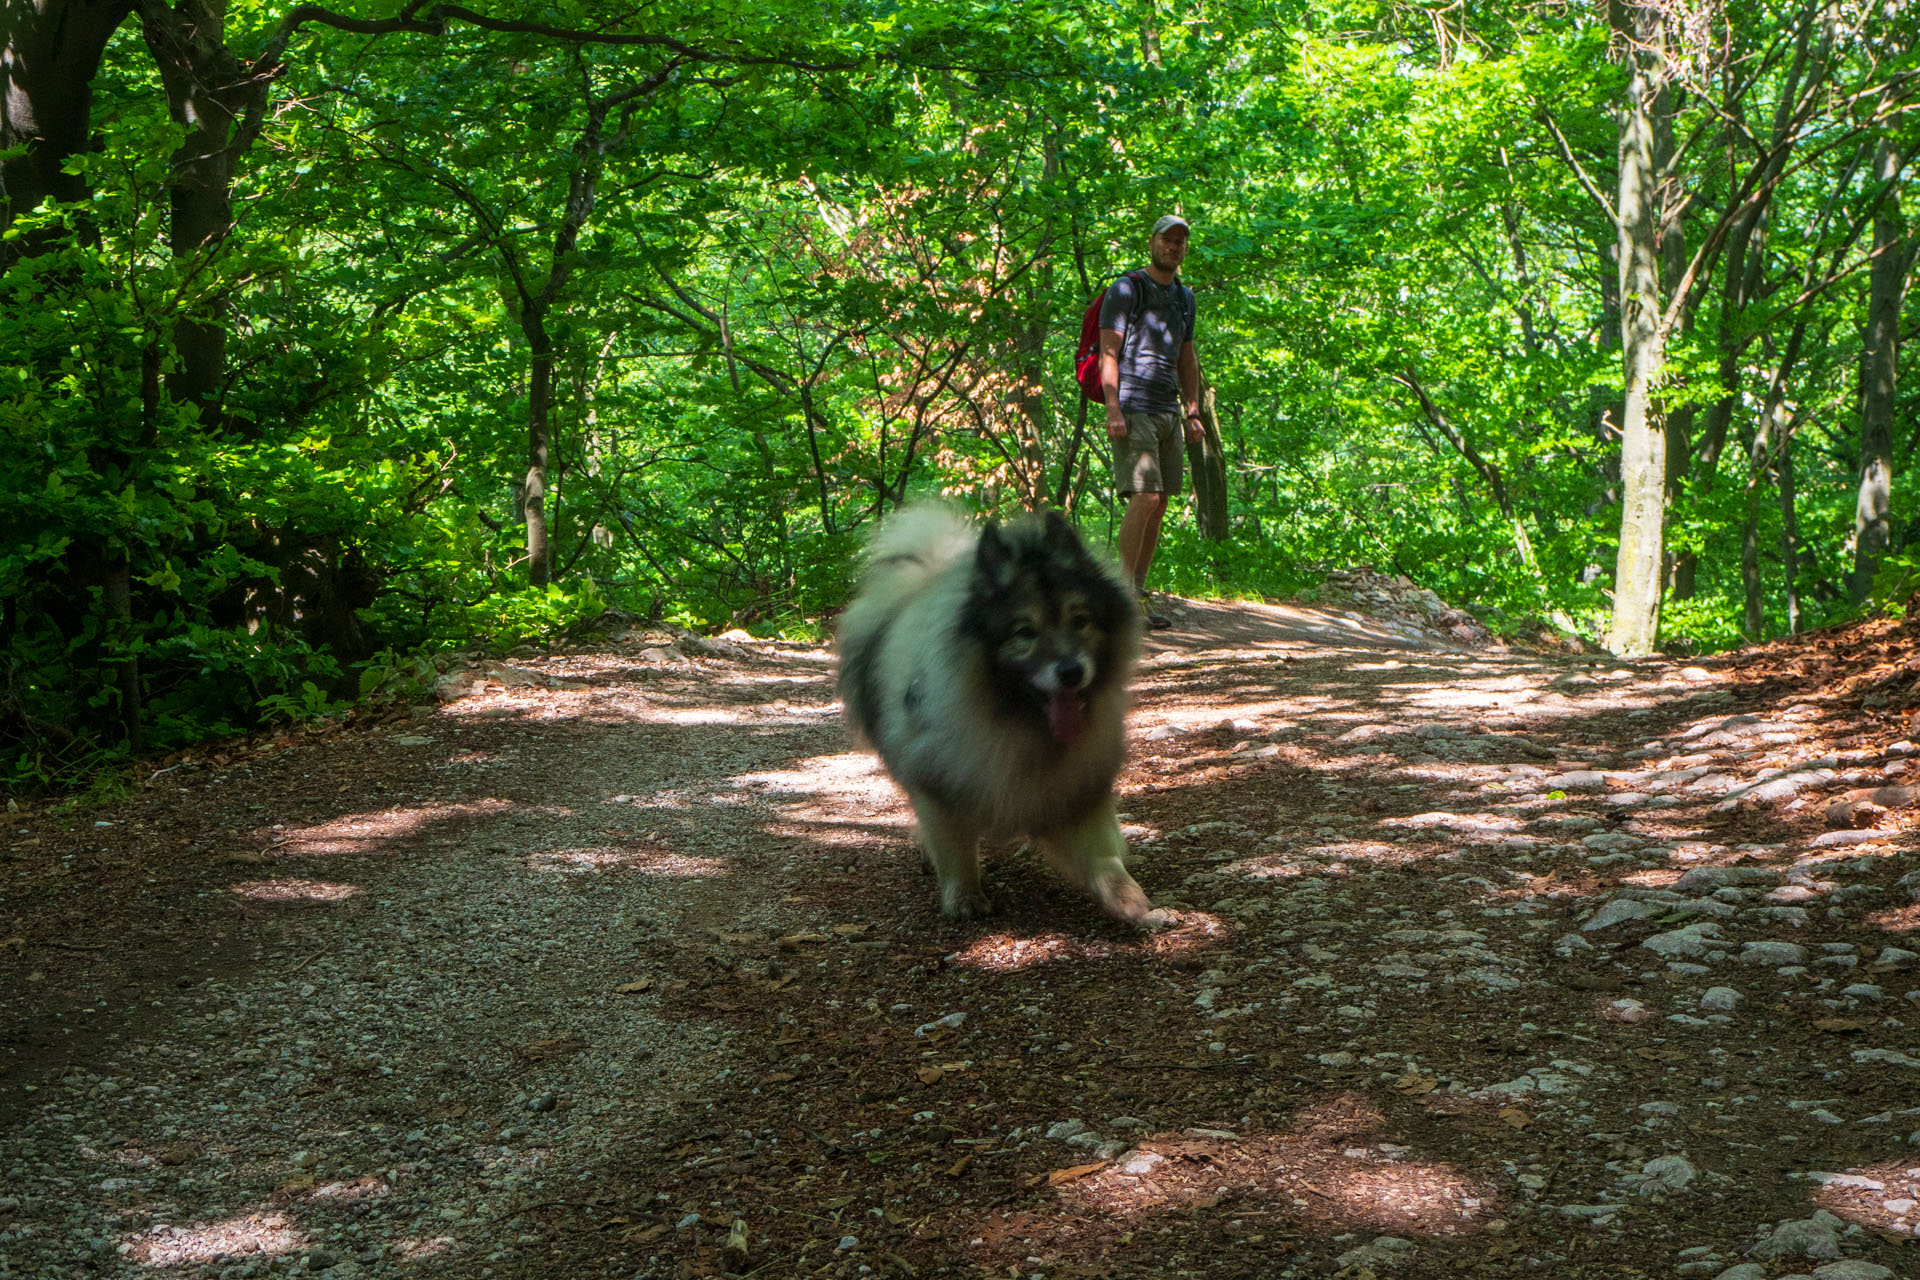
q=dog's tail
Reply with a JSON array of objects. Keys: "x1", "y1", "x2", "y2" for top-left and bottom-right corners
[
  {"x1": 860, "y1": 502, "x2": 975, "y2": 587},
  {"x1": 837, "y1": 503, "x2": 973, "y2": 744}
]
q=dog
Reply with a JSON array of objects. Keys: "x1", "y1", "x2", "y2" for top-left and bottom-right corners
[{"x1": 836, "y1": 504, "x2": 1163, "y2": 925}]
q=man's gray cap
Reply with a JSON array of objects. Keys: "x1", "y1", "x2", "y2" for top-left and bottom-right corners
[{"x1": 1152, "y1": 214, "x2": 1190, "y2": 236}]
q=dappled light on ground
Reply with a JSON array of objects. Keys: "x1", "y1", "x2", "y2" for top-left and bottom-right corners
[
  {"x1": 268, "y1": 799, "x2": 518, "y2": 856},
  {"x1": 1866, "y1": 904, "x2": 1920, "y2": 934},
  {"x1": 526, "y1": 844, "x2": 731, "y2": 876},
  {"x1": 965, "y1": 1094, "x2": 1501, "y2": 1271},
  {"x1": 731, "y1": 752, "x2": 897, "y2": 803},
  {"x1": 125, "y1": 1211, "x2": 303, "y2": 1265},
  {"x1": 952, "y1": 912, "x2": 1229, "y2": 973},
  {"x1": 228, "y1": 878, "x2": 363, "y2": 902},
  {"x1": 1809, "y1": 1161, "x2": 1920, "y2": 1237}
]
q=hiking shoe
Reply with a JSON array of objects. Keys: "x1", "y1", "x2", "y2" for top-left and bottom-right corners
[{"x1": 1140, "y1": 597, "x2": 1172, "y2": 630}]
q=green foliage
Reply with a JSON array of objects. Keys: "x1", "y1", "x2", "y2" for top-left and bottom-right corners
[{"x1": 4, "y1": 0, "x2": 1916, "y2": 791}]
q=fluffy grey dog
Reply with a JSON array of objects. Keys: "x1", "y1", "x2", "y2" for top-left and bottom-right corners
[{"x1": 837, "y1": 505, "x2": 1162, "y2": 925}]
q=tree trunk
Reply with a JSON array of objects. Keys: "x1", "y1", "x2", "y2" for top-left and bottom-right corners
[
  {"x1": 139, "y1": 0, "x2": 259, "y2": 421},
  {"x1": 1776, "y1": 418, "x2": 1801, "y2": 634},
  {"x1": 1850, "y1": 132, "x2": 1907, "y2": 604},
  {"x1": 524, "y1": 308, "x2": 554, "y2": 587},
  {"x1": 0, "y1": 0, "x2": 135, "y2": 258},
  {"x1": 1607, "y1": 1, "x2": 1670, "y2": 659},
  {"x1": 1186, "y1": 384, "x2": 1229, "y2": 541}
]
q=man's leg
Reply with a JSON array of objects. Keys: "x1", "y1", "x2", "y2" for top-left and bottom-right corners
[{"x1": 1118, "y1": 491, "x2": 1169, "y2": 592}]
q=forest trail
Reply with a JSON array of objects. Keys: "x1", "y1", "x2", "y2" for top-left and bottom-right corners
[{"x1": 3, "y1": 597, "x2": 1918, "y2": 1279}]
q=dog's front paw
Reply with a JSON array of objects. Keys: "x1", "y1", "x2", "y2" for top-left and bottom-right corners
[
  {"x1": 940, "y1": 887, "x2": 993, "y2": 921},
  {"x1": 1093, "y1": 872, "x2": 1160, "y2": 926}
]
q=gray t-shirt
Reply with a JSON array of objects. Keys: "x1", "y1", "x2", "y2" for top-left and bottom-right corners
[{"x1": 1098, "y1": 272, "x2": 1196, "y2": 414}]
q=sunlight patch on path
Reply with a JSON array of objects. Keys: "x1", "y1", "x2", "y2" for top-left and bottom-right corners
[
  {"x1": 229, "y1": 878, "x2": 363, "y2": 902},
  {"x1": 526, "y1": 845, "x2": 731, "y2": 877},
  {"x1": 125, "y1": 1211, "x2": 304, "y2": 1265},
  {"x1": 270, "y1": 799, "x2": 519, "y2": 856},
  {"x1": 952, "y1": 912, "x2": 1229, "y2": 973}
]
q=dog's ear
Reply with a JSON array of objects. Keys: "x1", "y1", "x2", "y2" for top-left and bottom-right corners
[
  {"x1": 976, "y1": 519, "x2": 1013, "y2": 585},
  {"x1": 1040, "y1": 509, "x2": 1080, "y2": 555}
]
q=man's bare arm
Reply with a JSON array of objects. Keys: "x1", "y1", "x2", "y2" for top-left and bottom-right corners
[{"x1": 1100, "y1": 329, "x2": 1127, "y2": 438}]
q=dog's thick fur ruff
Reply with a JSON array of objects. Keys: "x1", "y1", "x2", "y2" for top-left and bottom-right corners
[{"x1": 837, "y1": 504, "x2": 1161, "y2": 924}]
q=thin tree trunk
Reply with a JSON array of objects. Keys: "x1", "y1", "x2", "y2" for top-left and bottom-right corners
[
  {"x1": 524, "y1": 308, "x2": 554, "y2": 587},
  {"x1": 1607, "y1": 0, "x2": 1670, "y2": 658},
  {"x1": 1186, "y1": 383, "x2": 1229, "y2": 541},
  {"x1": 1850, "y1": 132, "x2": 1907, "y2": 603},
  {"x1": 1777, "y1": 419, "x2": 1800, "y2": 634}
]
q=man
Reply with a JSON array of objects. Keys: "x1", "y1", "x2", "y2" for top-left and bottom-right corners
[{"x1": 1098, "y1": 214, "x2": 1202, "y2": 630}]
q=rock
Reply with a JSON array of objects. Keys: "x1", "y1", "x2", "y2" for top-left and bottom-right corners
[
  {"x1": 1699, "y1": 987, "x2": 1741, "y2": 1012},
  {"x1": 1826, "y1": 784, "x2": 1918, "y2": 827},
  {"x1": 1546, "y1": 771, "x2": 1608, "y2": 792},
  {"x1": 1336, "y1": 1236, "x2": 1416, "y2": 1269},
  {"x1": 1746, "y1": 1212, "x2": 1844, "y2": 1262},
  {"x1": 1674, "y1": 867, "x2": 1780, "y2": 892},
  {"x1": 1710, "y1": 1267, "x2": 1766, "y2": 1280},
  {"x1": 1642, "y1": 923, "x2": 1723, "y2": 958},
  {"x1": 914, "y1": 1012, "x2": 966, "y2": 1036},
  {"x1": 1809, "y1": 1263, "x2": 1896, "y2": 1280},
  {"x1": 1740, "y1": 941, "x2": 1807, "y2": 966},
  {"x1": 1638, "y1": 1154, "x2": 1697, "y2": 1194},
  {"x1": 1584, "y1": 898, "x2": 1668, "y2": 931},
  {"x1": 1608, "y1": 999, "x2": 1652, "y2": 1024},
  {"x1": 1810, "y1": 829, "x2": 1898, "y2": 848}
]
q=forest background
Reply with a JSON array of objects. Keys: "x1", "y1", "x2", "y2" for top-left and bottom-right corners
[{"x1": 3, "y1": 0, "x2": 1917, "y2": 791}]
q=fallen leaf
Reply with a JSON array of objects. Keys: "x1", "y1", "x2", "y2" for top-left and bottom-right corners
[
  {"x1": 1047, "y1": 1161, "x2": 1109, "y2": 1186},
  {"x1": 1393, "y1": 1072, "x2": 1438, "y2": 1095},
  {"x1": 623, "y1": 1224, "x2": 668, "y2": 1244},
  {"x1": 916, "y1": 1066, "x2": 944, "y2": 1085},
  {"x1": 944, "y1": 1153, "x2": 974, "y2": 1177},
  {"x1": 1814, "y1": 1017, "x2": 1867, "y2": 1034},
  {"x1": 615, "y1": 978, "x2": 654, "y2": 994},
  {"x1": 779, "y1": 933, "x2": 831, "y2": 946},
  {"x1": 762, "y1": 1071, "x2": 799, "y2": 1085},
  {"x1": 1498, "y1": 1108, "x2": 1531, "y2": 1130},
  {"x1": 831, "y1": 924, "x2": 868, "y2": 937}
]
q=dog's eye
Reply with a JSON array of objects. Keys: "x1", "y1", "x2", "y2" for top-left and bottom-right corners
[
  {"x1": 1069, "y1": 613, "x2": 1092, "y2": 631},
  {"x1": 1010, "y1": 623, "x2": 1038, "y2": 641}
]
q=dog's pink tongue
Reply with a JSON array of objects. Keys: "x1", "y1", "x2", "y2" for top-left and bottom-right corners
[{"x1": 1048, "y1": 691, "x2": 1086, "y2": 743}]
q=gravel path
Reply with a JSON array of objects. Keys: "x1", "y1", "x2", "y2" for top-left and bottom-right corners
[{"x1": 2, "y1": 598, "x2": 1917, "y2": 1279}]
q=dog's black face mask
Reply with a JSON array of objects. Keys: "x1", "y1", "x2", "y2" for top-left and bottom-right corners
[{"x1": 964, "y1": 513, "x2": 1133, "y2": 743}]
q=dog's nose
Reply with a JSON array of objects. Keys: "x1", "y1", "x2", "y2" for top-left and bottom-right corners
[{"x1": 1054, "y1": 658, "x2": 1086, "y2": 689}]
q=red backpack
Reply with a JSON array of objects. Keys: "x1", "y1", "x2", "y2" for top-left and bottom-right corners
[{"x1": 1072, "y1": 270, "x2": 1185, "y2": 402}]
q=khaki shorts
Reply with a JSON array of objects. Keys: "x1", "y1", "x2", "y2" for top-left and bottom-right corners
[{"x1": 1113, "y1": 410, "x2": 1185, "y2": 497}]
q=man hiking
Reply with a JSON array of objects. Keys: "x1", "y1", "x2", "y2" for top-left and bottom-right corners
[{"x1": 1097, "y1": 214, "x2": 1202, "y2": 631}]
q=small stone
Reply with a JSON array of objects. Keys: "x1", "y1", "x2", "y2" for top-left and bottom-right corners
[
  {"x1": 1740, "y1": 941, "x2": 1807, "y2": 966},
  {"x1": 1699, "y1": 987, "x2": 1741, "y2": 1012},
  {"x1": 1639, "y1": 1154, "x2": 1697, "y2": 1193}
]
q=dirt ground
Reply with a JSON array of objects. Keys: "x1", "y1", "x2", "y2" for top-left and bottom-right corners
[{"x1": 3, "y1": 592, "x2": 1918, "y2": 1280}]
